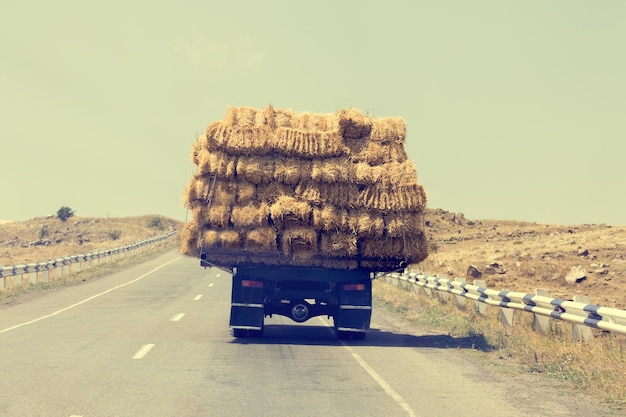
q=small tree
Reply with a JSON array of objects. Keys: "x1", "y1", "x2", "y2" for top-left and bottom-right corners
[{"x1": 57, "y1": 206, "x2": 75, "y2": 222}]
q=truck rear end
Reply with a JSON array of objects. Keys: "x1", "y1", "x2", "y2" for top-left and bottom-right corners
[{"x1": 227, "y1": 266, "x2": 372, "y2": 339}]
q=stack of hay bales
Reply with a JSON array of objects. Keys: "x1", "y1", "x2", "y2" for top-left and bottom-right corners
[{"x1": 181, "y1": 105, "x2": 428, "y2": 271}]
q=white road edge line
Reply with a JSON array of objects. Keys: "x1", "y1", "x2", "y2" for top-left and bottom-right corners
[
  {"x1": 0, "y1": 256, "x2": 183, "y2": 334},
  {"x1": 319, "y1": 317, "x2": 417, "y2": 417},
  {"x1": 133, "y1": 344, "x2": 155, "y2": 359},
  {"x1": 170, "y1": 313, "x2": 186, "y2": 322},
  {"x1": 193, "y1": 294, "x2": 203, "y2": 301}
]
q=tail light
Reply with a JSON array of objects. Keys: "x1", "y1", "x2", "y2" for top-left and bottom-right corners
[
  {"x1": 343, "y1": 283, "x2": 365, "y2": 291},
  {"x1": 241, "y1": 280, "x2": 264, "y2": 288}
]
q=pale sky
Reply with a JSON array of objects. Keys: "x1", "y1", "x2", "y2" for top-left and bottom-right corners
[{"x1": 2, "y1": 1, "x2": 625, "y2": 225}]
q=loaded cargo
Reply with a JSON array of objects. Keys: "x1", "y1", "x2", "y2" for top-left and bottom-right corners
[{"x1": 181, "y1": 105, "x2": 428, "y2": 338}]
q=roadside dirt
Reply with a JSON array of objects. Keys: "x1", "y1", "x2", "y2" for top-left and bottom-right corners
[{"x1": 419, "y1": 208, "x2": 626, "y2": 309}]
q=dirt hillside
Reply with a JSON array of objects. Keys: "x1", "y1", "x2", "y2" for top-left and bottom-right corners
[
  {"x1": 419, "y1": 208, "x2": 626, "y2": 309},
  {"x1": 0, "y1": 215, "x2": 182, "y2": 267}
]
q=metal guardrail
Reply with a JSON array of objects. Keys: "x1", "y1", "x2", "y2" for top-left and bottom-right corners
[
  {"x1": 0, "y1": 230, "x2": 177, "y2": 289},
  {"x1": 381, "y1": 271, "x2": 626, "y2": 339}
]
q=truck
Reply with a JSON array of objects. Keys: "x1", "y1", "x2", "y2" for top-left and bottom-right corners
[
  {"x1": 182, "y1": 106, "x2": 428, "y2": 339},
  {"x1": 202, "y1": 256, "x2": 374, "y2": 339}
]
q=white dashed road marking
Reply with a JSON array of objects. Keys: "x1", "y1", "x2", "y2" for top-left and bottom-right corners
[
  {"x1": 133, "y1": 344, "x2": 155, "y2": 359},
  {"x1": 193, "y1": 294, "x2": 203, "y2": 301},
  {"x1": 170, "y1": 313, "x2": 186, "y2": 322}
]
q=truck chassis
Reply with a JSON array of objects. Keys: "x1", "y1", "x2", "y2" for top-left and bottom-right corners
[{"x1": 228, "y1": 266, "x2": 373, "y2": 339}]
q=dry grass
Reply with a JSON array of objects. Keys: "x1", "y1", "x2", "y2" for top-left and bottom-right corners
[
  {"x1": 374, "y1": 279, "x2": 626, "y2": 408},
  {"x1": 0, "y1": 215, "x2": 182, "y2": 267},
  {"x1": 0, "y1": 215, "x2": 182, "y2": 302}
]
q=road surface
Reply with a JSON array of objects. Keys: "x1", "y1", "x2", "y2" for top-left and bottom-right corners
[{"x1": 0, "y1": 250, "x2": 607, "y2": 416}]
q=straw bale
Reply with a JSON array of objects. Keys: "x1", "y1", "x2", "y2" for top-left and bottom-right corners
[
  {"x1": 254, "y1": 105, "x2": 275, "y2": 128},
  {"x1": 369, "y1": 117, "x2": 406, "y2": 143},
  {"x1": 236, "y1": 181, "x2": 257, "y2": 205},
  {"x1": 296, "y1": 182, "x2": 358, "y2": 209},
  {"x1": 196, "y1": 150, "x2": 237, "y2": 179},
  {"x1": 274, "y1": 108, "x2": 294, "y2": 128},
  {"x1": 201, "y1": 229, "x2": 219, "y2": 248},
  {"x1": 356, "y1": 184, "x2": 426, "y2": 211},
  {"x1": 236, "y1": 155, "x2": 274, "y2": 185},
  {"x1": 224, "y1": 106, "x2": 258, "y2": 127},
  {"x1": 257, "y1": 182, "x2": 294, "y2": 204},
  {"x1": 348, "y1": 210, "x2": 385, "y2": 238},
  {"x1": 270, "y1": 195, "x2": 312, "y2": 229},
  {"x1": 292, "y1": 112, "x2": 333, "y2": 131},
  {"x1": 231, "y1": 203, "x2": 270, "y2": 229},
  {"x1": 385, "y1": 212, "x2": 424, "y2": 236},
  {"x1": 207, "y1": 205, "x2": 231, "y2": 228},
  {"x1": 295, "y1": 182, "x2": 323, "y2": 206},
  {"x1": 337, "y1": 108, "x2": 373, "y2": 139},
  {"x1": 281, "y1": 227, "x2": 318, "y2": 257},
  {"x1": 273, "y1": 127, "x2": 346, "y2": 158},
  {"x1": 354, "y1": 160, "x2": 418, "y2": 186},
  {"x1": 311, "y1": 158, "x2": 353, "y2": 183},
  {"x1": 218, "y1": 230, "x2": 241, "y2": 249},
  {"x1": 244, "y1": 227, "x2": 277, "y2": 252},
  {"x1": 274, "y1": 157, "x2": 312, "y2": 185},
  {"x1": 217, "y1": 126, "x2": 272, "y2": 156},
  {"x1": 180, "y1": 223, "x2": 201, "y2": 257},
  {"x1": 361, "y1": 233, "x2": 428, "y2": 264},
  {"x1": 320, "y1": 232, "x2": 358, "y2": 257},
  {"x1": 313, "y1": 206, "x2": 349, "y2": 232},
  {"x1": 213, "y1": 180, "x2": 237, "y2": 206}
]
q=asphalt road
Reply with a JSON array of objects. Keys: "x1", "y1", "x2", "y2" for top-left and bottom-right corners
[{"x1": 0, "y1": 250, "x2": 607, "y2": 417}]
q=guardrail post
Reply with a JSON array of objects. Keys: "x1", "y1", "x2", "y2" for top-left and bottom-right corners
[
  {"x1": 437, "y1": 274, "x2": 450, "y2": 303},
  {"x1": 500, "y1": 289, "x2": 514, "y2": 327},
  {"x1": 473, "y1": 280, "x2": 488, "y2": 315},
  {"x1": 422, "y1": 272, "x2": 433, "y2": 297},
  {"x1": 533, "y1": 289, "x2": 551, "y2": 334},
  {"x1": 454, "y1": 277, "x2": 466, "y2": 308},
  {"x1": 572, "y1": 295, "x2": 593, "y2": 342}
]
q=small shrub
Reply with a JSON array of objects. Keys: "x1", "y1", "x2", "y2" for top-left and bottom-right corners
[
  {"x1": 108, "y1": 230, "x2": 121, "y2": 240},
  {"x1": 148, "y1": 216, "x2": 163, "y2": 230},
  {"x1": 57, "y1": 206, "x2": 75, "y2": 222},
  {"x1": 39, "y1": 225, "x2": 49, "y2": 240}
]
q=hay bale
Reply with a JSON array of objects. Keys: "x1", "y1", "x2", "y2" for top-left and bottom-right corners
[
  {"x1": 273, "y1": 108, "x2": 294, "y2": 128},
  {"x1": 348, "y1": 210, "x2": 385, "y2": 238},
  {"x1": 207, "y1": 205, "x2": 231, "y2": 228},
  {"x1": 182, "y1": 105, "x2": 427, "y2": 271},
  {"x1": 224, "y1": 106, "x2": 258, "y2": 127},
  {"x1": 180, "y1": 223, "x2": 201, "y2": 257},
  {"x1": 219, "y1": 230, "x2": 242, "y2": 249},
  {"x1": 369, "y1": 117, "x2": 406, "y2": 143},
  {"x1": 244, "y1": 227, "x2": 277, "y2": 252},
  {"x1": 257, "y1": 182, "x2": 294, "y2": 204},
  {"x1": 337, "y1": 108, "x2": 372, "y2": 139},
  {"x1": 201, "y1": 229, "x2": 219, "y2": 248},
  {"x1": 296, "y1": 182, "x2": 359, "y2": 209},
  {"x1": 231, "y1": 203, "x2": 270, "y2": 229},
  {"x1": 320, "y1": 232, "x2": 358, "y2": 257},
  {"x1": 311, "y1": 158, "x2": 353, "y2": 183},
  {"x1": 270, "y1": 195, "x2": 312, "y2": 229},
  {"x1": 196, "y1": 150, "x2": 237, "y2": 179},
  {"x1": 236, "y1": 181, "x2": 257, "y2": 205},
  {"x1": 273, "y1": 127, "x2": 346, "y2": 158},
  {"x1": 281, "y1": 227, "x2": 317, "y2": 257},
  {"x1": 236, "y1": 155, "x2": 274, "y2": 185},
  {"x1": 218, "y1": 126, "x2": 272, "y2": 156},
  {"x1": 313, "y1": 206, "x2": 349, "y2": 232},
  {"x1": 385, "y1": 212, "x2": 424, "y2": 236},
  {"x1": 274, "y1": 157, "x2": 312, "y2": 185}
]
